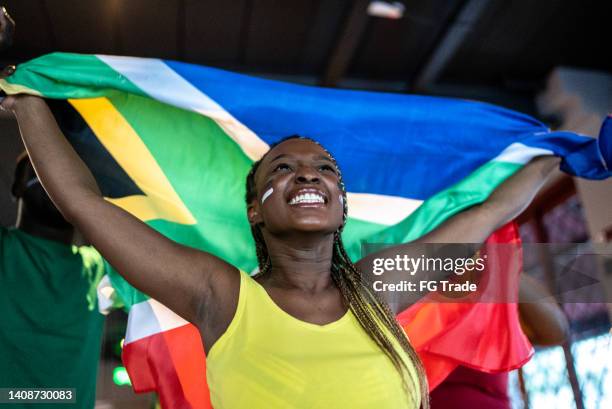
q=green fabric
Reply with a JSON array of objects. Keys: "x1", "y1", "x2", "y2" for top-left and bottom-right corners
[
  {"x1": 0, "y1": 53, "x2": 142, "y2": 99},
  {"x1": 0, "y1": 227, "x2": 105, "y2": 409}
]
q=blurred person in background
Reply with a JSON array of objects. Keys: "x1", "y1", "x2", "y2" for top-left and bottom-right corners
[
  {"x1": 1, "y1": 12, "x2": 104, "y2": 409},
  {"x1": 430, "y1": 273, "x2": 569, "y2": 409},
  {"x1": 0, "y1": 153, "x2": 106, "y2": 409}
]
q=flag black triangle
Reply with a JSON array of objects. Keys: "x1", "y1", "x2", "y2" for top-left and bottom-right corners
[{"x1": 47, "y1": 99, "x2": 145, "y2": 199}]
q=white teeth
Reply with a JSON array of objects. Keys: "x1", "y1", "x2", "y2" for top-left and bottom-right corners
[{"x1": 289, "y1": 192, "x2": 325, "y2": 205}]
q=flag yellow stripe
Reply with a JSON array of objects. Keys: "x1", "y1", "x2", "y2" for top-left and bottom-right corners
[{"x1": 68, "y1": 97, "x2": 196, "y2": 225}]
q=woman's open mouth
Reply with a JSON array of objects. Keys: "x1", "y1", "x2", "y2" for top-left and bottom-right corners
[{"x1": 287, "y1": 188, "x2": 327, "y2": 207}]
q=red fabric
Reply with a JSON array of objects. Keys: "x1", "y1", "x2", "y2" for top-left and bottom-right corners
[
  {"x1": 162, "y1": 324, "x2": 211, "y2": 409},
  {"x1": 430, "y1": 366, "x2": 511, "y2": 409},
  {"x1": 397, "y1": 222, "x2": 533, "y2": 391},
  {"x1": 123, "y1": 323, "x2": 212, "y2": 409}
]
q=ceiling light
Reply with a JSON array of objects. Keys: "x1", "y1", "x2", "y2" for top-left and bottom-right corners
[{"x1": 367, "y1": 1, "x2": 405, "y2": 19}]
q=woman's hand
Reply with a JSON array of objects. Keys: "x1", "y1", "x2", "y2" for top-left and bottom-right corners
[
  {"x1": 0, "y1": 93, "x2": 45, "y2": 113},
  {"x1": 0, "y1": 64, "x2": 18, "y2": 111},
  {"x1": 0, "y1": 87, "x2": 51, "y2": 128},
  {"x1": 0, "y1": 91, "x2": 40, "y2": 115}
]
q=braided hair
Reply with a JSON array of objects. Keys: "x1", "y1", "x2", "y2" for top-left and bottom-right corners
[{"x1": 245, "y1": 135, "x2": 429, "y2": 408}]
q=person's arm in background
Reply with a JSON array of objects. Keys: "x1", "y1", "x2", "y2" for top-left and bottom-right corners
[{"x1": 519, "y1": 273, "x2": 569, "y2": 346}]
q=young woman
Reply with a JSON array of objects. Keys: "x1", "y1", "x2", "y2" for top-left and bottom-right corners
[{"x1": 1, "y1": 93, "x2": 560, "y2": 409}]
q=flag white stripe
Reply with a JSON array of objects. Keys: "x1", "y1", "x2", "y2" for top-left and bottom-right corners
[
  {"x1": 493, "y1": 142, "x2": 553, "y2": 164},
  {"x1": 347, "y1": 193, "x2": 422, "y2": 225},
  {"x1": 124, "y1": 299, "x2": 188, "y2": 344},
  {"x1": 96, "y1": 55, "x2": 268, "y2": 161}
]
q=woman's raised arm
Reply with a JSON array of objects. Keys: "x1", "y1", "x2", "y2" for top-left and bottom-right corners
[
  {"x1": 1, "y1": 94, "x2": 239, "y2": 328},
  {"x1": 356, "y1": 155, "x2": 560, "y2": 313}
]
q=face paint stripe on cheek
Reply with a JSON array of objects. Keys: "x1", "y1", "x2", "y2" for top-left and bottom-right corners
[{"x1": 261, "y1": 187, "x2": 274, "y2": 205}]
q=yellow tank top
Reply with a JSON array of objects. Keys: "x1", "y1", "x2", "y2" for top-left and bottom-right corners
[{"x1": 207, "y1": 270, "x2": 421, "y2": 409}]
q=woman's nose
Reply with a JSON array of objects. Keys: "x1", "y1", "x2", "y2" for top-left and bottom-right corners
[{"x1": 295, "y1": 166, "x2": 320, "y2": 183}]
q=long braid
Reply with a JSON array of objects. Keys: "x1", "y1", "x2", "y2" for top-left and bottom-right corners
[{"x1": 246, "y1": 136, "x2": 429, "y2": 407}]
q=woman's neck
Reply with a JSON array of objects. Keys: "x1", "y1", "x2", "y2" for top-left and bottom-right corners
[{"x1": 263, "y1": 233, "x2": 336, "y2": 293}]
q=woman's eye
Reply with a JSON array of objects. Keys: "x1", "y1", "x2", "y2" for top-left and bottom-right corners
[
  {"x1": 319, "y1": 164, "x2": 336, "y2": 173},
  {"x1": 273, "y1": 163, "x2": 291, "y2": 172}
]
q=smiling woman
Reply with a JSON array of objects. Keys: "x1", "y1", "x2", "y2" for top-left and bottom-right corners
[
  {"x1": 2, "y1": 92, "x2": 562, "y2": 409},
  {"x1": 236, "y1": 135, "x2": 426, "y2": 408}
]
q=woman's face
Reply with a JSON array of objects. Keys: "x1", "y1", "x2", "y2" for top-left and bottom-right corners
[{"x1": 249, "y1": 139, "x2": 344, "y2": 236}]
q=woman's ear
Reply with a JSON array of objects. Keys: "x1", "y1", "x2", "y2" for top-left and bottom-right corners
[{"x1": 247, "y1": 201, "x2": 263, "y2": 226}]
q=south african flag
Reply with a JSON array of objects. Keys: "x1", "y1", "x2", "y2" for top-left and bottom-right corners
[{"x1": 1, "y1": 52, "x2": 609, "y2": 408}]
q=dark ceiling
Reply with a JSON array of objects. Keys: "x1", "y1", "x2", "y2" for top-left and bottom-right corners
[{"x1": 2, "y1": 0, "x2": 610, "y2": 98}]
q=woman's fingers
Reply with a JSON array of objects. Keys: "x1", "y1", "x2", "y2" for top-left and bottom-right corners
[
  {"x1": 0, "y1": 64, "x2": 17, "y2": 111},
  {"x1": 0, "y1": 64, "x2": 15, "y2": 78},
  {"x1": 0, "y1": 93, "x2": 17, "y2": 113}
]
